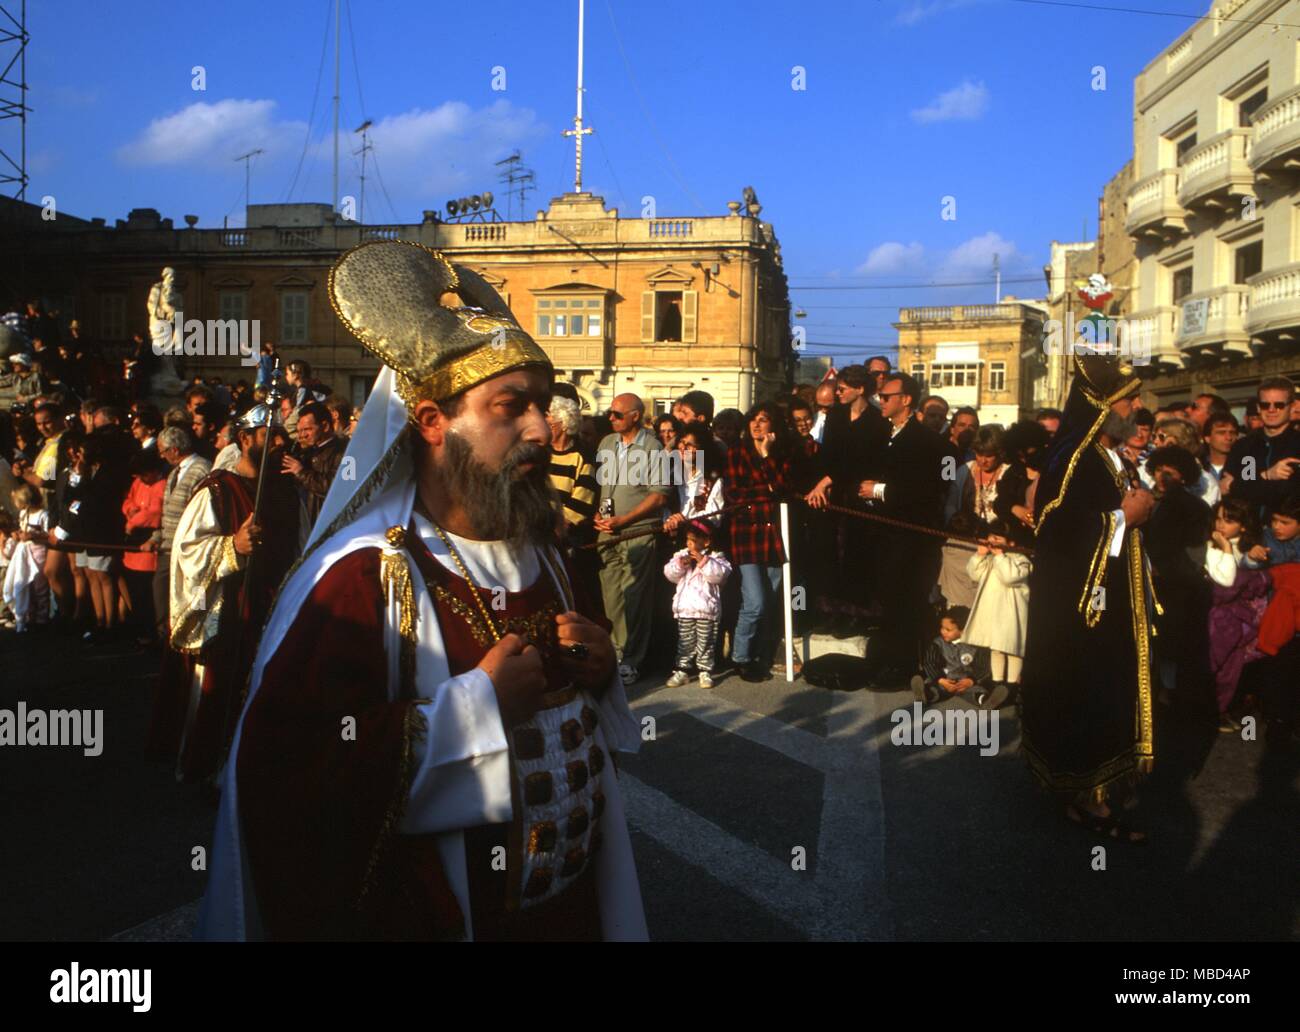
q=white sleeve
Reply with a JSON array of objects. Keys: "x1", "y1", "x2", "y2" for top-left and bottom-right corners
[
  {"x1": 400, "y1": 668, "x2": 513, "y2": 834},
  {"x1": 1108, "y1": 509, "x2": 1126, "y2": 558},
  {"x1": 1204, "y1": 546, "x2": 1237, "y2": 588}
]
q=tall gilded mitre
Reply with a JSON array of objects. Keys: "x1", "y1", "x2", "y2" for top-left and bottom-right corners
[
  {"x1": 1072, "y1": 350, "x2": 1141, "y2": 407},
  {"x1": 328, "y1": 239, "x2": 551, "y2": 409}
]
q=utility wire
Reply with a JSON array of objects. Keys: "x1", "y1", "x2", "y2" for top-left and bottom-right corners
[
  {"x1": 603, "y1": 0, "x2": 708, "y2": 214},
  {"x1": 1006, "y1": 0, "x2": 1300, "y2": 30},
  {"x1": 285, "y1": 0, "x2": 333, "y2": 202}
]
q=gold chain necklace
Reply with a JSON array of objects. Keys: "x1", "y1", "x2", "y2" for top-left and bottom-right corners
[{"x1": 426, "y1": 520, "x2": 503, "y2": 644}]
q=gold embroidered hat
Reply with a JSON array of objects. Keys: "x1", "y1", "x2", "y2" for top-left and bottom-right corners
[{"x1": 328, "y1": 239, "x2": 551, "y2": 408}]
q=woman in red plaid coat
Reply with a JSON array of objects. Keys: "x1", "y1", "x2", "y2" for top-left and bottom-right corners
[{"x1": 724, "y1": 402, "x2": 798, "y2": 682}]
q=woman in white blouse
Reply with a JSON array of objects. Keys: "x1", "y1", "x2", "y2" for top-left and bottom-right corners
[{"x1": 663, "y1": 424, "x2": 725, "y2": 533}]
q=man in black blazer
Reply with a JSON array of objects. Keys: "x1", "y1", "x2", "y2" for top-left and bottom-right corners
[{"x1": 856, "y1": 372, "x2": 949, "y2": 686}]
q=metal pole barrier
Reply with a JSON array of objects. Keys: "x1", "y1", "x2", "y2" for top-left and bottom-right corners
[{"x1": 780, "y1": 502, "x2": 794, "y2": 684}]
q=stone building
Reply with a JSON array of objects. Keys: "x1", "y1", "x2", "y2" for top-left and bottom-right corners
[
  {"x1": 1125, "y1": 0, "x2": 1300, "y2": 406},
  {"x1": 892, "y1": 303, "x2": 1047, "y2": 426},
  {"x1": 0, "y1": 191, "x2": 792, "y2": 413}
]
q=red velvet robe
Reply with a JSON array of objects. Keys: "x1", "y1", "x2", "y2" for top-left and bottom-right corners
[{"x1": 236, "y1": 529, "x2": 608, "y2": 940}]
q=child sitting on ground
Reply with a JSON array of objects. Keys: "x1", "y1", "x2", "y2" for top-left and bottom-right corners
[
  {"x1": 912, "y1": 605, "x2": 991, "y2": 706},
  {"x1": 664, "y1": 518, "x2": 732, "y2": 689},
  {"x1": 963, "y1": 517, "x2": 1032, "y2": 709}
]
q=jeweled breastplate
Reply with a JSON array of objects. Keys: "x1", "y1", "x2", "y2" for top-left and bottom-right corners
[{"x1": 406, "y1": 528, "x2": 606, "y2": 912}]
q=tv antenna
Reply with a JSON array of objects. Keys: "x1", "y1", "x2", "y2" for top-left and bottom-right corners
[
  {"x1": 234, "y1": 148, "x2": 265, "y2": 214},
  {"x1": 354, "y1": 119, "x2": 373, "y2": 223},
  {"x1": 495, "y1": 150, "x2": 535, "y2": 220}
]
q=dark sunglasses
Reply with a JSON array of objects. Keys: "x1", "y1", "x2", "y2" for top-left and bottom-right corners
[
  {"x1": 1258, "y1": 400, "x2": 1290, "y2": 410},
  {"x1": 607, "y1": 409, "x2": 628, "y2": 419},
  {"x1": 877, "y1": 391, "x2": 904, "y2": 399}
]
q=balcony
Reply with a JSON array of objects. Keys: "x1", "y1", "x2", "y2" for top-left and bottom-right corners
[
  {"x1": 1125, "y1": 169, "x2": 1186, "y2": 240},
  {"x1": 541, "y1": 339, "x2": 607, "y2": 368},
  {"x1": 1124, "y1": 306, "x2": 1183, "y2": 369},
  {"x1": 1246, "y1": 261, "x2": 1300, "y2": 342},
  {"x1": 1176, "y1": 129, "x2": 1255, "y2": 212},
  {"x1": 1248, "y1": 84, "x2": 1300, "y2": 181},
  {"x1": 1176, "y1": 285, "x2": 1251, "y2": 357}
]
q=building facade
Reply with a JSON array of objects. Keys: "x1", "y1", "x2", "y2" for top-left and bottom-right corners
[
  {"x1": 0, "y1": 191, "x2": 791, "y2": 414},
  {"x1": 1126, "y1": 0, "x2": 1300, "y2": 406},
  {"x1": 892, "y1": 303, "x2": 1047, "y2": 426}
]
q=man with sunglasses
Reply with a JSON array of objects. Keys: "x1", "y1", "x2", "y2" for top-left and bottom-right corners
[
  {"x1": 594, "y1": 393, "x2": 672, "y2": 684},
  {"x1": 1223, "y1": 377, "x2": 1300, "y2": 522}
]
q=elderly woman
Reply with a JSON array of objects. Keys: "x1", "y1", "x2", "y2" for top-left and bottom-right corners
[
  {"x1": 1141, "y1": 416, "x2": 1220, "y2": 507},
  {"x1": 547, "y1": 395, "x2": 598, "y2": 534}
]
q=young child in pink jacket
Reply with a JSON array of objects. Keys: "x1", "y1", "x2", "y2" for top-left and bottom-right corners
[{"x1": 664, "y1": 519, "x2": 732, "y2": 689}]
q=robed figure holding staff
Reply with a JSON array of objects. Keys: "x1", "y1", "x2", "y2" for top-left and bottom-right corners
[
  {"x1": 1020, "y1": 352, "x2": 1157, "y2": 843},
  {"x1": 156, "y1": 406, "x2": 303, "y2": 784},
  {"x1": 197, "y1": 240, "x2": 646, "y2": 941}
]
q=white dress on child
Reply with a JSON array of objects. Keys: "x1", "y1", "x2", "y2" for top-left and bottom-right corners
[
  {"x1": 962, "y1": 550, "x2": 1031, "y2": 656},
  {"x1": 2, "y1": 508, "x2": 49, "y2": 623}
]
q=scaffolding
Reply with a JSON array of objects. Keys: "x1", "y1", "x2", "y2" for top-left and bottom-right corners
[{"x1": 0, "y1": 1, "x2": 28, "y2": 200}]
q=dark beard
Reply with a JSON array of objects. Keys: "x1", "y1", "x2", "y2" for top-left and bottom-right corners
[{"x1": 433, "y1": 432, "x2": 557, "y2": 549}]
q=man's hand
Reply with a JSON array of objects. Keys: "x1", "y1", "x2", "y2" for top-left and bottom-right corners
[
  {"x1": 478, "y1": 632, "x2": 547, "y2": 727},
  {"x1": 281, "y1": 454, "x2": 304, "y2": 477},
  {"x1": 1119, "y1": 486, "x2": 1155, "y2": 529},
  {"x1": 556, "y1": 611, "x2": 617, "y2": 694},
  {"x1": 594, "y1": 514, "x2": 626, "y2": 535},
  {"x1": 953, "y1": 677, "x2": 974, "y2": 693},
  {"x1": 1264, "y1": 456, "x2": 1300, "y2": 482},
  {"x1": 232, "y1": 513, "x2": 261, "y2": 556},
  {"x1": 663, "y1": 512, "x2": 685, "y2": 533},
  {"x1": 805, "y1": 477, "x2": 831, "y2": 510},
  {"x1": 858, "y1": 479, "x2": 878, "y2": 500}
]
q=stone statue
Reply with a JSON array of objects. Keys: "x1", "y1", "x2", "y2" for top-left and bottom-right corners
[{"x1": 146, "y1": 266, "x2": 187, "y2": 397}]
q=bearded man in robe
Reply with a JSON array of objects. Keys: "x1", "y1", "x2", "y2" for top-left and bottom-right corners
[
  {"x1": 164, "y1": 406, "x2": 303, "y2": 785},
  {"x1": 197, "y1": 241, "x2": 646, "y2": 941},
  {"x1": 1020, "y1": 353, "x2": 1157, "y2": 843}
]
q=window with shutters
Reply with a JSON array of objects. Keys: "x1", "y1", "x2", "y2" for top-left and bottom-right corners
[
  {"x1": 218, "y1": 291, "x2": 248, "y2": 322},
  {"x1": 535, "y1": 296, "x2": 603, "y2": 338},
  {"x1": 281, "y1": 291, "x2": 309, "y2": 344},
  {"x1": 100, "y1": 294, "x2": 127, "y2": 341},
  {"x1": 989, "y1": 362, "x2": 1006, "y2": 392},
  {"x1": 641, "y1": 289, "x2": 697, "y2": 343}
]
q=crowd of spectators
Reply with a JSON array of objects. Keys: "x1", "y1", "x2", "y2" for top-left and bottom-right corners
[
  {"x1": 0, "y1": 304, "x2": 353, "y2": 647},
  {"x1": 3, "y1": 300, "x2": 1298, "y2": 750}
]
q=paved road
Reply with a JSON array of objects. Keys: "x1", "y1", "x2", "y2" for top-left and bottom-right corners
[{"x1": 3, "y1": 627, "x2": 1296, "y2": 941}]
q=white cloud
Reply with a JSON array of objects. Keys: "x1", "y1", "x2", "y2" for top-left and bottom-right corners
[
  {"x1": 855, "y1": 241, "x2": 926, "y2": 275},
  {"x1": 115, "y1": 98, "x2": 544, "y2": 215},
  {"x1": 117, "y1": 99, "x2": 301, "y2": 166},
  {"x1": 344, "y1": 100, "x2": 544, "y2": 196},
  {"x1": 895, "y1": 0, "x2": 985, "y2": 26},
  {"x1": 910, "y1": 80, "x2": 989, "y2": 124},
  {"x1": 938, "y1": 231, "x2": 1020, "y2": 278}
]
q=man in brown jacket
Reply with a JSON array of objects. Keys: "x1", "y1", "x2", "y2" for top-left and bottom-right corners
[{"x1": 282, "y1": 400, "x2": 347, "y2": 531}]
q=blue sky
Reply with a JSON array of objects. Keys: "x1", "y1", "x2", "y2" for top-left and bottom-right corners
[{"x1": 25, "y1": 0, "x2": 1192, "y2": 362}]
